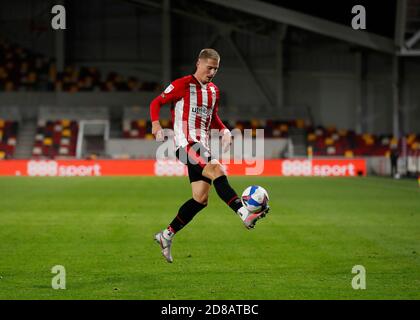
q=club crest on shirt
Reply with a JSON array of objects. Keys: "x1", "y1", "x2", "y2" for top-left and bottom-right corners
[{"x1": 164, "y1": 84, "x2": 174, "y2": 94}]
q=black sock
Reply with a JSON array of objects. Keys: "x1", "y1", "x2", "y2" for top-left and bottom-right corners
[
  {"x1": 169, "y1": 198, "x2": 206, "y2": 233},
  {"x1": 213, "y1": 175, "x2": 242, "y2": 213}
]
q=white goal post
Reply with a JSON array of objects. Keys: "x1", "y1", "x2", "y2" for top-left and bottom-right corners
[{"x1": 76, "y1": 120, "x2": 110, "y2": 159}]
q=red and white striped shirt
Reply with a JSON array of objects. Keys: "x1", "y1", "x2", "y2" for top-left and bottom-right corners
[{"x1": 150, "y1": 75, "x2": 226, "y2": 149}]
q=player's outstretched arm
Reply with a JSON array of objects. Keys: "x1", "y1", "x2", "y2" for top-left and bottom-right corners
[
  {"x1": 150, "y1": 96, "x2": 165, "y2": 142},
  {"x1": 149, "y1": 78, "x2": 184, "y2": 142}
]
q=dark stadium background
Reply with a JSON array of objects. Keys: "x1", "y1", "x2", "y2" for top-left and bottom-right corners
[{"x1": 0, "y1": 0, "x2": 420, "y2": 304}]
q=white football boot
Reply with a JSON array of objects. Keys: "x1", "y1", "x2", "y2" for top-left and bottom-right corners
[
  {"x1": 239, "y1": 205, "x2": 270, "y2": 229},
  {"x1": 154, "y1": 232, "x2": 173, "y2": 263}
]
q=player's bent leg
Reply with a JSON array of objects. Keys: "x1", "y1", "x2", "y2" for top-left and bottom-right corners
[
  {"x1": 202, "y1": 160, "x2": 226, "y2": 181},
  {"x1": 191, "y1": 180, "x2": 211, "y2": 206},
  {"x1": 203, "y1": 160, "x2": 268, "y2": 229}
]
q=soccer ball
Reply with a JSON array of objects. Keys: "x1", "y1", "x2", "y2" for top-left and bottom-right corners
[{"x1": 241, "y1": 185, "x2": 269, "y2": 213}]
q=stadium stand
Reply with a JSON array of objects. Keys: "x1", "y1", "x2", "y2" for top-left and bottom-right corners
[
  {"x1": 306, "y1": 126, "x2": 420, "y2": 157},
  {"x1": 0, "y1": 38, "x2": 159, "y2": 92},
  {"x1": 1, "y1": 100, "x2": 418, "y2": 160},
  {"x1": 104, "y1": 108, "x2": 420, "y2": 160},
  {"x1": 0, "y1": 99, "x2": 418, "y2": 161},
  {"x1": 122, "y1": 114, "x2": 308, "y2": 139}
]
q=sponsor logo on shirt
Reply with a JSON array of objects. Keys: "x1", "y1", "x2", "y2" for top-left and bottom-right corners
[{"x1": 191, "y1": 106, "x2": 209, "y2": 116}]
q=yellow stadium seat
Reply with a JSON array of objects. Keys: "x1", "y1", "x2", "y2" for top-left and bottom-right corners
[
  {"x1": 137, "y1": 119, "x2": 147, "y2": 127},
  {"x1": 6, "y1": 82, "x2": 15, "y2": 91},
  {"x1": 43, "y1": 138, "x2": 53, "y2": 146},
  {"x1": 365, "y1": 138, "x2": 374, "y2": 146},
  {"x1": 363, "y1": 134, "x2": 374, "y2": 145},
  {"x1": 327, "y1": 126, "x2": 336, "y2": 133},
  {"x1": 307, "y1": 146, "x2": 313, "y2": 157},
  {"x1": 279, "y1": 124, "x2": 288, "y2": 132},
  {"x1": 61, "y1": 119, "x2": 71, "y2": 127},
  {"x1": 344, "y1": 150, "x2": 354, "y2": 158},
  {"x1": 145, "y1": 133, "x2": 155, "y2": 140},
  {"x1": 0, "y1": 119, "x2": 4, "y2": 128},
  {"x1": 0, "y1": 151, "x2": 5, "y2": 159},
  {"x1": 296, "y1": 119, "x2": 305, "y2": 129},
  {"x1": 338, "y1": 129, "x2": 348, "y2": 136},
  {"x1": 407, "y1": 138, "x2": 414, "y2": 146},
  {"x1": 251, "y1": 119, "x2": 260, "y2": 128},
  {"x1": 325, "y1": 137, "x2": 334, "y2": 145},
  {"x1": 307, "y1": 133, "x2": 316, "y2": 142},
  {"x1": 62, "y1": 129, "x2": 71, "y2": 137},
  {"x1": 390, "y1": 137, "x2": 398, "y2": 146}
]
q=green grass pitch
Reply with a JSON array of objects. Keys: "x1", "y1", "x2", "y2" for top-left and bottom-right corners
[{"x1": 0, "y1": 176, "x2": 419, "y2": 299}]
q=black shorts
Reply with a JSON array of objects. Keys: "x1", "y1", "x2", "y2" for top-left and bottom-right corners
[{"x1": 175, "y1": 142, "x2": 213, "y2": 184}]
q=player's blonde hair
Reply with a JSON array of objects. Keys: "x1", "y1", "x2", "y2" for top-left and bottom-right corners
[{"x1": 198, "y1": 48, "x2": 220, "y2": 61}]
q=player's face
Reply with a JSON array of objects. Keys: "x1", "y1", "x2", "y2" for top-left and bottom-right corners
[{"x1": 196, "y1": 58, "x2": 219, "y2": 84}]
